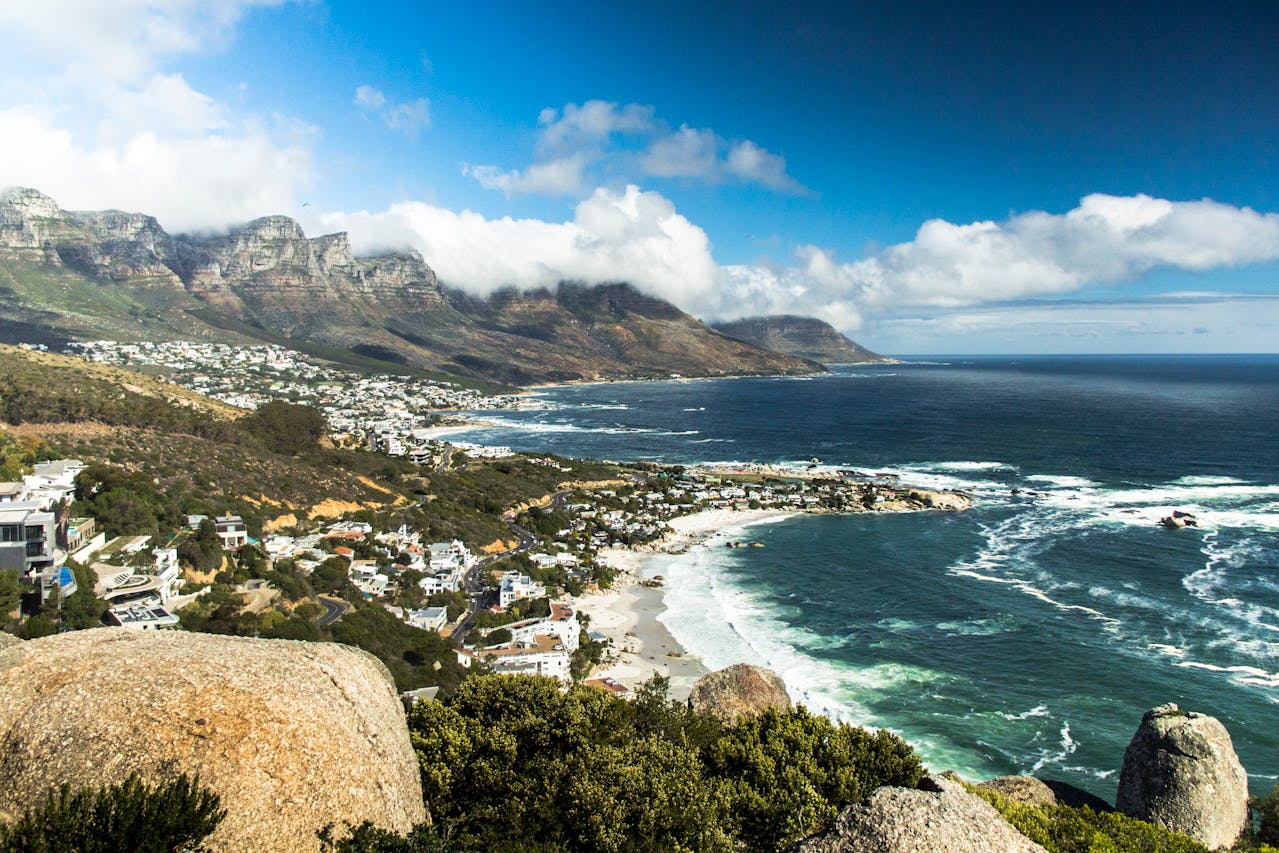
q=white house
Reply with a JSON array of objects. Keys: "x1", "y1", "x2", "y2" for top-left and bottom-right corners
[
  {"x1": 499, "y1": 571, "x2": 546, "y2": 609},
  {"x1": 474, "y1": 634, "x2": 571, "y2": 682},
  {"x1": 504, "y1": 601, "x2": 580, "y2": 652},
  {"x1": 407, "y1": 606, "x2": 449, "y2": 632}
]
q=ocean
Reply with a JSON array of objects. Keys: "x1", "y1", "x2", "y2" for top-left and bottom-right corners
[{"x1": 448, "y1": 355, "x2": 1279, "y2": 801}]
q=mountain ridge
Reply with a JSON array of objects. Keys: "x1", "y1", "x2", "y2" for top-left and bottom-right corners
[
  {"x1": 0, "y1": 188, "x2": 822, "y2": 385},
  {"x1": 713, "y1": 315, "x2": 893, "y2": 364}
]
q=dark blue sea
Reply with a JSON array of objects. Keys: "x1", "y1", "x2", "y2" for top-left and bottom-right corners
[{"x1": 451, "y1": 356, "x2": 1279, "y2": 800}]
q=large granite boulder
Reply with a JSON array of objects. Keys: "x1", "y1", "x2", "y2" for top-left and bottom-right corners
[
  {"x1": 1116, "y1": 703, "x2": 1248, "y2": 849},
  {"x1": 689, "y1": 663, "x2": 790, "y2": 723},
  {"x1": 0, "y1": 628, "x2": 425, "y2": 852},
  {"x1": 793, "y1": 775, "x2": 1047, "y2": 852},
  {"x1": 0, "y1": 632, "x2": 21, "y2": 651}
]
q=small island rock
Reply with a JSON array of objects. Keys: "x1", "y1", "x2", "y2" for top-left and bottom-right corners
[
  {"x1": 792, "y1": 775, "x2": 1047, "y2": 852},
  {"x1": 1115, "y1": 703, "x2": 1248, "y2": 849},
  {"x1": 0, "y1": 628, "x2": 425, "y2": 852},
  {"x1": 689, "y1": 663, "x2": 790, "y2": 723}
]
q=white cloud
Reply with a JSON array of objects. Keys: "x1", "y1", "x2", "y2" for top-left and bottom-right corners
[
  {"x1": 726, "y1": 140, "x2": 804, "y2": 192},
  {"x1": 0, "y1": 0, "x2": 313, "y2": 231},
  {"x1": 314, "y1": 191, "x2": 1279, "y2": 351},
  {"x1": 641, "y1": 125, "x2": 720, "y2": 178},
  {"x1": 0, "y1": 104, "x2": 312, "y2": 233},
  {"x1": 536, "y1": 100, "x2": 654, "y2": 156},
  {"x1": 353, "y1": 85, "x2": 431, "y2": 139},
  {"x1": 353, "y1": 85, "x2": 386, "y2": 110},
  {"x1": 468, "y1": 101, "x2": 804, "y2": 195},
  {"x1": 318, "y1": 185, "x2": 719, "y2": 305},
  {"x1": 707, "y1": 194, "x2": 1279, "y2": 329},
  {"x1": 0, "y1": 0, "x2": 287, "y2": 83},
  {"x1": 462, "y1": 153, "x2": 592, "y2": 197}
]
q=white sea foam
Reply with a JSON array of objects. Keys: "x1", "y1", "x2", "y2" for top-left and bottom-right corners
[
  {"x1": 1030, "y1": 722, "x2": 1078, "y2": 774},
  {"x1": 655, "y1": 543, "x2": 949, "y2": 728},
  {"x1": 1023, "y1": 474, "x2": 1100, "y2": 489},
  {"x1": 1176, "y1": 660, "x2": 1279, "y2": 688},
  {"x1": 1147, "y1": 643, "x2": 1189, "y2": 660},
  {"x1": 999, "y1": 705, "x2": 1051, "y2": 721},
  {"x1": 912, "y1": 461, "x2": 1015, "y2": 472}
]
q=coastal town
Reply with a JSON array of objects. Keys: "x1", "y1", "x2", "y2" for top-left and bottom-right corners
[{"x1": 1, "y1": 340, "x2": 970, "y2": 704}]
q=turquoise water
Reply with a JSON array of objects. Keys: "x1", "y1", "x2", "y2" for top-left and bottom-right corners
[{"x1": 452, "y1": 356, "x2": 1279, "y2": 800}]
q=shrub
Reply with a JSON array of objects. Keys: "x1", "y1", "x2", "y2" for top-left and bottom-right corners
[
  {"x1": 0, "y1": 773, "x2": 224, "y2": 853},
  {"x1": 970, "y1": 786, "x2": 1210, "y2": 853}
]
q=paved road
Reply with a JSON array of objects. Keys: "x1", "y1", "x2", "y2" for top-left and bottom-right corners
[
  {"x1": 451, "y1": 515, "x2": 539, "y2": 644},
  {"x1": 316, "y1": 595, "x2": 350, "y2": 626}
]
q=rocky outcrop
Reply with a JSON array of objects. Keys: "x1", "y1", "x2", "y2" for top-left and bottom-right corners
[
  {"x1": 0, "y1": 632, "x2": 21, "y2": 651},
  {"x1": 714, "y1": 315, "x2": 893, "y2": 364},
  {"x1": 0, "y1": 628, "x2": 425, "y2": 852},
  {"x1": 793, "y1": 775, "x2": 1047, "y2": 852},
  {"x1": 976, "y1": 775, "x2": 1059, "y2": 808},
  {"x1": 1115, "y1": 703, "x2": 1248, "y2": 849},
  {"x1": 688, "y1": 663, "x2": 791, "y2": 723}
]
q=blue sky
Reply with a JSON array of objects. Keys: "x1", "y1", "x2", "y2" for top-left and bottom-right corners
[{"x1": 2, "y1": 1, "x2": 1278, "y2": 353}]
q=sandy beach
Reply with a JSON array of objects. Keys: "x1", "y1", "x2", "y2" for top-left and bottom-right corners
[{"x1": 574, "y1": 508, "x2": 796, "y2": 700}]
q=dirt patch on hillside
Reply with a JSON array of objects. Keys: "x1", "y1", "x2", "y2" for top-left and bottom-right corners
[
  {"x1": 308, "y1": 499, "x2": 370, "y2": 520},
  {"x1": 481, "y1": 538, "x2": 518, "y2": 554},
  {"x1": 263, "y1": 513, "x2": 300, "y2": 533}
]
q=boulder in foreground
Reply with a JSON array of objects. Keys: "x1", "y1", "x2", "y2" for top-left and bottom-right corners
[
  {"x1": 0, "y1": 628, "x2": 425, "y2": 852},
  {"x1": 792, "y1": 774, "x2": 1047, "y2": 852},
  {"x1": 689, "y1": 663, "x2": 791, "y2": 723},
  {"x1": 1116, "y1": 702, "x2": 1248, "y2": 849}
]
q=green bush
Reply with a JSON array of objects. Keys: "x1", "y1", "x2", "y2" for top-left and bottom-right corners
[
  {"x1": 404, "y1": 673, "x2": 923, "y2": 852},
  {"x1": 0, "y1": 773, "x2": 224, "y2": 853},
  {"x1": 704, "y1": 706, "x2": 923, "y2": 852},
  {"x1": 1257, "y1": 785, "x2": 1279, "y2": 847},
  {"x1": 970, "y1": 786, "x2": 1210, "y2": 853}
]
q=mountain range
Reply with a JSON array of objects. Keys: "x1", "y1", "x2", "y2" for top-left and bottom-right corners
[{"x1": 0, "y1": 189, "x2": 881, "y2": 385}]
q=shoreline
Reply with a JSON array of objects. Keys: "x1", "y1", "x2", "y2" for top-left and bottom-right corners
[{"x1": 574, "y1": 508, "x2": 797, "y2": 700}]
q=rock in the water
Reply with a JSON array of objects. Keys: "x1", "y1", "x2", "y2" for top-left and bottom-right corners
[
  {"x1": 977, "y1": 775, "x2": 1059, "y2": 808},
  {"x1": 1116, "y1": 702, "x2": 1248, "y2": 849},
  {"x1": 688, "y1": 663, "x2": 790, "y2": 723},
  {"x1": 0, "y1": 628, "x2": 425, "y2": 852},
  {"x1": 793, "y1": 775, "x2": 1047, "y2": 852}
]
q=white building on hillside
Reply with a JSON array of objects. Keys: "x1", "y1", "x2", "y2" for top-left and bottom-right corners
[{"x1": 499, "y1": 571, "x2": 546, "y2": 609}]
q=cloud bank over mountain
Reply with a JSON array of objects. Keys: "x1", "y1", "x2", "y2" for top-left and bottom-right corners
[{"x1": 321, "y1": 191, "x2": 1279, "y2": 336}]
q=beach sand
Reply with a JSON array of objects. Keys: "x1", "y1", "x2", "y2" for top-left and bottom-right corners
[{"x1": 575, "y1": 508, "x2": 795, "y2": 700}]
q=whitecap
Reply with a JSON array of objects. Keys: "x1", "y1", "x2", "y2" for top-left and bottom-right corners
[{"x1": 1029, "y1": 722, "x2": 1078, "y2": 773}]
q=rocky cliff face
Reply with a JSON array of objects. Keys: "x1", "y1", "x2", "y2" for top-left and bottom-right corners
[
  {"x1": 1115, "y1": 703, "x2": 1249, "y2": 849},
  {"x1": 714, "y1": 315, "x2": 892, "y2": 364},
  {"x1": 0, "y1": 628, "x2": 425, "y2": 853},
  {"x1": 0, "y1": 189, "x2": 820, "y2": 384}
]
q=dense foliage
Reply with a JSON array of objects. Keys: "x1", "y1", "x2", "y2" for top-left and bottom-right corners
[
  {"x1": 242, "y1": 400, "x2": 327, "y2": 455},
  {"x1": 972, "y1": 786, "x2": 1212, "y2": 853},
  {"x1": 404, "y1": 674, "x2": 922, "y2": 852},
  {"x1": 0, "y1": 773, "x2": 224, "y2": 853}
]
